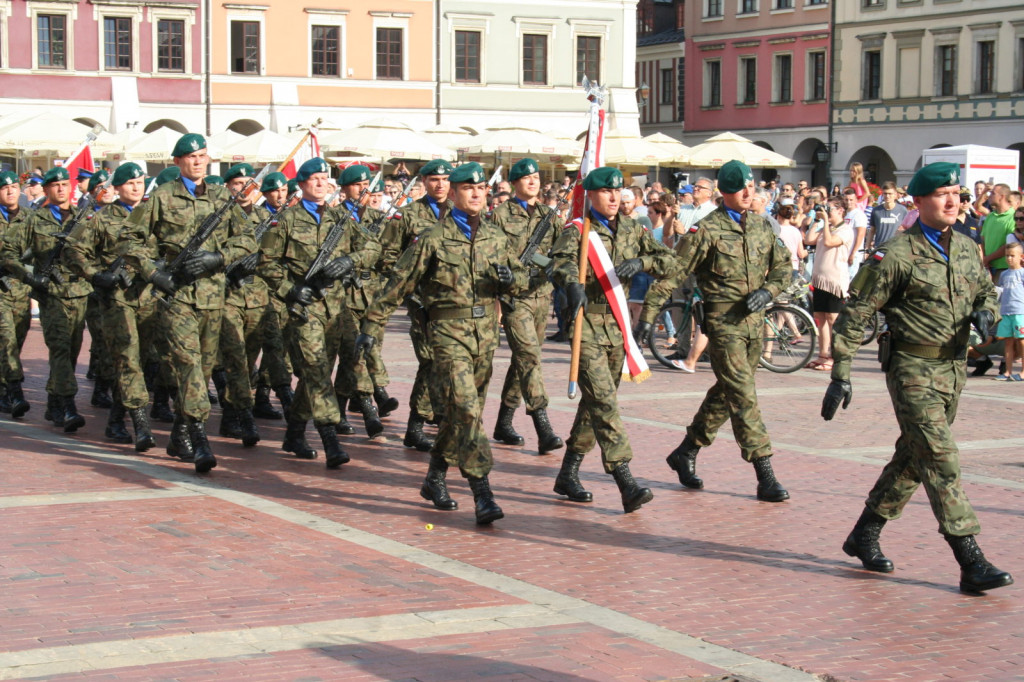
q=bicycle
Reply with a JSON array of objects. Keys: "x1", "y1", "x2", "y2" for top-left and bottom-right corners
[
  {"x1": 646, "y1": 287, "x2": 700, "y2": 370},
  {"x1": 861, "y1": 311, "x2": 884, "y2": 346},
  {"x1": 759, "y1": 301, "x2": 817, "y2": 373}
]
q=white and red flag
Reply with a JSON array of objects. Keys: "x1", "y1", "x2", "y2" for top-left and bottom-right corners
[{"x1": 279, "y1": 128, "x2": 321, "y2": 179}]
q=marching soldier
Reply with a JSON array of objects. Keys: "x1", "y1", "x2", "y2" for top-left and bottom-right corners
[
  {"x1": 122, "y1": 133, "x2": 257, "y2": 474},
  {"x1": 491, "y1": 157, "x2": 564, "y2": 454},
  {"x1": 356, "y1": 162, "x2": 525, "y2": 525},
  {"x1": 822, "y1": 162, "x2": 1013, "y2": 593},
  {"x1": 549, "y1": 166, "x2": 675, "y2": 513},
  {"x1": 82, "y1": 170, "x2": 117, "y2": 410},
  {"x1": 0, "y1": 171, "x2": 33, "y2": 418}
]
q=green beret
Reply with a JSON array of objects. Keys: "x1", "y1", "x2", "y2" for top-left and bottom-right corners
[
  {"x1": 510, "y1": 158, "x2": 540, "y2": 182},
  {"x1": 171, "y1": 133, "x2": 207, "y2": 158},
  {"x1": 0, "y1": 170, "x2": 19, "y2": 188},
  {"x1": 42, "y1": 166, "x2": 70, "y2": 185},
  {"x1": 907, "y1": 162, "x2": 960, "y2": 197},
  {"x1": 717, "y1": 160, "x2": 754, "y2": 194},
  {"x1": 419, "y1": 159, "x2": 454, "y2": 177},
  {"x1": 296, "y1": 158, "x2": 330, "y2": 182},
  {"x1": 449, "y1": 162, "x2": 486, "y2": 185},
  {"x1": 339, "y1": 164, "x2": 372, "y2": 186},
  {"x1": 582, "y1": 166, "x2": 624, "y2": 190},
  {"x1": 223, "y1": 163, "x2": 254, "y2": 183},
  {"x1": 205, "y1": 175, "x2": 224, "y2": 186},
  {"x1": 111, "y1": 162, "x2": 145, "y2": 187},
  {"x1": 154, "y1": 167, "x2": 180, "y2": 187},
  {"x1": 287, "y1": 179, "x2": 299, "y2": 194},
  {"x1": 87, "y1": 170, "x2": 109, "y2": 192},
  {"x1": 260, "y1": 171, "x2": 288, "y2": 193},
  {"x1": 370, "y1": 178, "x2": 385, "y2": 193}
]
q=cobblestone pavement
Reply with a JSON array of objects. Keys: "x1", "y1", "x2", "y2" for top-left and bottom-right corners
[{"x1": 1, "y1": 315, "x2": 1021, "y2": 681}]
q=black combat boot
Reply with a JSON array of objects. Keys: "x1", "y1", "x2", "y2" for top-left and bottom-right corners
[
  {"x1": 529, "y1": 408, "x2": 563, "y2": 454},
  {"x1": 611, "y1": 462, "x2": 653, "y2": 513},
  {"x1": 237, "y1": 407, "x2": 261, "y2": 447},
  {"x1": 61, "y1": 396, "x2": 86, "y2": 433},
  {"x1": 105, "y1": 403, "x2": 133, "y2": 444},
  {"x1": 273, "y1": 383, "x2": 294, "y2": 417},
  {"x1": 0, "y1": 383, "x2": 10, "y2": 413},
  {"x1": 347, "y1": 396, "x2": 362, "y2": 414},
  {"x1": 553, "y1": 451, "x2": 593, "y2": 502},
  {"x1": 150, "y1": 385, "x2": 175, "y2": 423},
  {"x1": 317, "y1": 423, "x2": 350, "y2": 469},
  {"x1": 493, "y1": 404, "x2": 525, "y2": 446},
  {"x1": 335, "y1": 413, "x2": 356, "y2": 435},
  {"x1": 166, "y1": 414, "x2": 195, "y2": 462},
  {"x1": 403, "y1": 413, "x2": 434, "y2": 452},
  {"x1": 356, "y1": 392, "x2": 384, "y2": 438},
  {"x1": 219, "y1": 403, "x2": 243, "y2": 439},
  {"x1": 91, "y1": 378, "x2": 113, "y2": 408},
  {"x1": 7, "y1": 381, "x2": 30, "y2": 419},
  {"x1": 282, "y1": 419, "x2": 317, "y2": 459},
  {"x1": 420, "y1": 456, "x2": 458, "y2": 510},
  {"x1": 842, "y1": 507, "x2": 895, "y2": 573},
  {"x1": 946, "y1": 535, "x2": 1014, "y2": 593},
  {"x1": 188, "y1": 419, "x2": 217, "y2": 474},
  {"x1": 666, "y1": 436, "x2": 704, "y2": 489},
  {"x1": 45, "y1": 393, "x2": 61, "y2": 424},
  {"x1": 467, "y1": 475, "x2": 504, "y2": 524},
  {"x1": 128, "y1": 407, "x2": 156, "y2": 452},
  {"x1": 373, "y1": 385, "x2": 399, "y2": 418},
  {"x1": 253, "y1": 384, "x2": 282, "y2": 420},
  {"x1": 752, "y1": 456, "x2": 789, "y2": 502}
]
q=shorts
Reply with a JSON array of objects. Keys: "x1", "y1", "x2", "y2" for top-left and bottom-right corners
[
  {"x1": 628, "y1": 272, "x2": 654, "y2": 303},
  {"x1": 996, "y1": 313, "x2": 1024, "y2": 339},
  {"x1": 812, "y1": 288, "x2": 844, "y2": 314}
]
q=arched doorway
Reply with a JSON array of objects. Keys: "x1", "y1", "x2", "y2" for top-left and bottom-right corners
[
  {"x1": 752, "y1": 141, "x2": 779, "y2": 182},
  {"x1": 73, "y1": 117, "x2": 105, "y2": 132},
  {"x1": 144, "y1": 119, "x2": 187, "y2": 134},
  {"x1": 848, "y1": 145, "x2": 896, "y2": 185},
  {"x1": 227, "y1": 119, "x2": 264, "y2": 136},
  {"x1": 793, "y1": 137, "x2": 826, "y2": 188}
]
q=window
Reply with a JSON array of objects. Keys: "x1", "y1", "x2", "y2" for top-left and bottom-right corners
[
  {"x1": 103, "y1": 17, "x2": 132, "y2": 71},
  {"x1": 311, "y1": 25, "x2": 340, "y2": 77},
  {"x1": 37, "y1": 14, "x2": 66, "y2": 68},
  {"x1": 741, "y1": 0, "x2": 759, "y2": 13},
  {"x1": 977, "y1": 40, "x2": 995, "y2": 94},
  {"x1": 705, "y1": 60, "x2": 722, "y2": 107},
  {"x1": 740, "y1": 56, "x2": 757, "y2": 104},
  {"x1": 863, "y1": 0, "x2": 883, "y2": 6},
  {"x1": 157, "y1": 20, "x2": 185, "y2": 72},
  {"x1": 774, "y1": 54, "x2": 792, "y2": 102},
  {"x1": 808, "y1": 51, "x2": 826, "y2": 100},
  {"x1": 863, "y1": 50, "x2": 881, "y2": 99},
  {"x1": 807, "y1": 0, "x2": 827, "y2": 4},
  {"x1": 376, "y1": 27, "x2": 403, "y2": 79},
  {"x1": 775, "y1": 0, "x2": 794, "y2": 8},
  {"x1": 230, "y1": 21, "x2": 260, "y2": 74},
  {"x1": 1020, "y1": 37, "x2": 1024, "y2": 91},
  {"x1": 706, "y1": 0, "x2": 724, "y2": 18},
  {"x1": 455, "y1": 30, "x2": 481, "y2": 83},
  {"x1": 523, "y1": 34, "x2": 547, "y2": 85},
  {"x1": 937, "y1": 44, "x2": 956, "y2": 96},
  {"x1": 661, "y1": 67, "x2": 674, "y2": 105},
  {"x1": 576, "y1": 35, "x2": 600, "y2": 86}
]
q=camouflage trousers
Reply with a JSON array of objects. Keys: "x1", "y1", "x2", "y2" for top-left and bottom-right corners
[
  {"x1": 407, "y1": 303, "x2": 441, "y2": 421},
  {"x1": 160, "y1": 301, "x2": 222, "y2": 421},
  {"x1": 499, "y1": 291, "x2": 550, "y2": 412},
  {"x1": 102, "y1": 293, "x2": 161, "y2": 409},
  {"x1": 686, "y1": 332, "x2": 772, "y2": 462},
  {"x1": 0, "y1": 285, "x2": 32, "y2": 383},
  {"x1": 333, "y1": 303, "x2": 387, "y2": 399},
  {"x1": 866, "y1": 354, "x2": 980, "y2": 537},
  {"x1": 39, "y1": 294, "x2": 88, "y2": 397},
  {"x1": 256, "y1": 296, "x2": 292, "y2": 389},
  {"x1": 86, "y1": 294, "x2": 115, "y2": 382},
  {"x1": 286, "y1": 307, "x2": 343, "y2": 427},
  {"x1": 565, "y1": 329, "x2": 632, "y2": 473},
  {"x1": 219, "y1": 302, "x2": 265, "y2": 409}
]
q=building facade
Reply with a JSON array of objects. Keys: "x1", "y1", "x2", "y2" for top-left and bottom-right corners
[{"x1": 636, "y1": 0, "x2": 685, "y2": 134}]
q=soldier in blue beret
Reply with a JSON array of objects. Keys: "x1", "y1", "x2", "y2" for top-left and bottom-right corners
[
  {"x1": 0, "y1": 170, "x2": 33, "y2": 418},
  {"x1": 75, "y1": 169, "x2": 95, "y2": 208}
]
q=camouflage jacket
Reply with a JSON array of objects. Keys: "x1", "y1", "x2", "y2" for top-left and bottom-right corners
[
  {"x1": 551, "y1": 212, "x2": 675, "y2": 346},
  {"x1": 490, "y1": 198, "x2": 562, "y2": 299},
  {"x1": 332, "y1": 202, "x2": 385, "y2": 311},
  {"x1": 378, "y1": 196, "x2": 451, "y2": 274},
  {"x1": 0, "y1": 205, "x2": 32, "y2": 298},
  {"x1": 831, "y1": 222, "x2": 997, "y2": 382},
  {"x1": 121, "y1": 178, "x2": 256, "y2": 310},
  {"x1": 1, "y1": 203, "x2": 93, "y2": 299},
  {"x1": 65, "y1": 201, "x2": 153, "y2": 307},
  {"x1": 224, "y1": 204, "x2": 271, "y2": 310},
  {"x1": 259, "y1": 200, "x2": 382, "y2": 320}
]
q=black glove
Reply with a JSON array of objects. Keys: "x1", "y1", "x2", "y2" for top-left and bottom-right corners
[
  {"x1": 321, "y1": 255, "x2": 354, "y2": 280},
  {"x1": 821, "y1": 379, "x2": 853, "y2": 421},
  {"x1": 634, "y1": 320, "x2": 652, "y2": 342},
  {"x1": 24, "y1": 272, "x2": 50, "y2": 294},
  {"x1": 91, "y1": 271, "x2": 118, "y2": 291},
  {"x1": 971, "y1": 309, "x2": 994, "y2": 341},
  {"x1": 746, "y1": 288, "x2": 773, "y2": 313},
  {"x1": 493, "y1": 264, "x2": 513, "y2": 290},
  {"x1": 285, "y1": 283, "x2": 314, "y2": 307},
  {"x1": 150, "y1": 269, "x2": 178, "y2": 296},
  {"x1": 182, "y1": 250, "x2": 224, "y2": 277},
  {"x1": 566, "y1": 281, "x2": 587, "y2": 322},
  {"x1": 354, "y1": 332, "x2": 376, "y2": 360},
  {"x1": 614, "y1": 258, "x2": 643, "y2": 280},
  {"x1": 231, "y1": 252, "x2": 260, "y2": 278}
]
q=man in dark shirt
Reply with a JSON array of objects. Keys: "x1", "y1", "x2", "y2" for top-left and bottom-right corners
[{"x1": 867, "y1": 181, "x2": 907, "y2": 249}]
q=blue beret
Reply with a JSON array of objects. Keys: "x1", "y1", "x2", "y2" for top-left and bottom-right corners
[
  {"x1": 296, "y1": 158, "x2": 330, "y2": 182},
  {"x1": 717, "y1": 160, "x2": 754, "y2": 194},
  {"x1": 510, "y1": 158, "x2": 540, "y2": 182},
  {"x1": 907, "y1": 162, "x2": 960, "y2": 197},
  {"x1": 171, "y1": 133, "x2": 207, "y2": 158},
  {"x1": 76, "y1": 169, "x2": 94, "y2": 181}
]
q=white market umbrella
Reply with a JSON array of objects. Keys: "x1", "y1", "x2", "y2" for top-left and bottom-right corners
[
  {"x1": 644, "y1": 132, "x2": 691, "y2": 165},
  {"x1": 106, "y1": 127, "x2": 185, "y2": 163},
  {"x1": 0, "y1": 113, "x2": 97, "y2": 156},
  {"x1": 220, "y1": 129, "x2": 301, "y2": 163},
  {"x1": 601, "y1": 129, "x2": 677, "y2": 166},
  {"x1": 319, "y1": 119, "x2": 455, "y2": 161},
  {"x1": 206, "y1": 130, "x2": 245, "y2": 159},
  {"x1": 458, "y1": 126, "x2": 580, "y2": 166},
  {"x1": 684, "y1": 131, "x2": 795, "y2": 169},
  {"x1": 420, "y1": 123, "x2": 475, "y2": 150}
]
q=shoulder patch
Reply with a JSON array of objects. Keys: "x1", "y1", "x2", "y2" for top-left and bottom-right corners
[
  {"x1": 777, "y1": 237, "x2": 785, "y2": 248},
  {"x1": 871, "y1": 250, "x2": 885, "y2": 262},
  {"x1": 848, "y1": 262, "x2": 879, "y2": 298}
]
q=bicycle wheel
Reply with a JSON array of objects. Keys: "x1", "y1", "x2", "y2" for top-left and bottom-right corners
[
  {"x1": 861, "y1": 311, "x2": 882, "y2": 346},
  {"x1": 759, "y1": 303, "x2": 816, "y2": 373},
  {"x1": 647, "y1": 302, "x2": 693, "y2": 370}
]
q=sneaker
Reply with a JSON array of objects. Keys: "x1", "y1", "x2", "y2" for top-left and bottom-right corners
[
  {"x1": 1011, "y1": 374, "x2": 1023, "y2": 382},
  {"x1": 971, "y1": 356, "x2": 994, "y2": 377},
  {"x1": 993, "y1": 374, "x2": 1011, "y2": 381}
]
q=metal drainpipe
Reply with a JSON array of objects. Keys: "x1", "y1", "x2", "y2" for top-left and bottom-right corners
[
  {"x1": 435, "y1": 0, "x2": 442, "y2": 124},
  {"x1": 826, "y1": 0, "x2": 837, "y2": 190},
  {"x1": 204, "y1": 0, "x2": 212, "y2": 136}
]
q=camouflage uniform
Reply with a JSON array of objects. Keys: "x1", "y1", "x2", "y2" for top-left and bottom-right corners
[
  {"x1": 0, "y1": 207, "x2": 33, "y2": 388},
  {"x1": 831, "y1": 223, "x2": 996, "y2": 536},
  {"x1": 252, "y1": 204, "x2": 293, "y2": 393}
]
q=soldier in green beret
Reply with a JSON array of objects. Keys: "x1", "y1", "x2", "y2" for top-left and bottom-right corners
[
  {"x1": 205, "y1": 175, "x2": 224, "y2": 186},
  {"x1": 121, "y1": 132, "x2": 257, "y2": 473},
  {"x1": 823, "y1": 162, "x2": 1012, "y2": 593},
  {"x1": 0, "y1": 170, "x2": 33, "y2": 418},
  {"x1": 81, "y1": 168, "x2": 119, "y2": 410},
  {"x1": 549, "y1": 165, "x2": 676, "y2": 513},
  {"x1": 490, "y1": 157, "x2": 564, "y2": 454},
  {"x1": 154, "y1": 167, "x2": 181, "y2": 188}
]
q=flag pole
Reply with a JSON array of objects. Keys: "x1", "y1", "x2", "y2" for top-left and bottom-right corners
[{"x1": 567, "y1": 216, "x2": 591, "y2": 400}]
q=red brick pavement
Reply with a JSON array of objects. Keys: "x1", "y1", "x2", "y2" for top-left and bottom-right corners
[{"x1": 2, "y1": 319, "x2": 1022, "y2": 681}]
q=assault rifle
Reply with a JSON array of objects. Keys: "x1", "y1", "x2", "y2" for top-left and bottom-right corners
[
  {"x1": 224, "y1": 208, "x2": 279, "y2": 288},
  {"x1": 100, "y1": 255, "x2": 134, "y2": 292},
  {"x1": 32, "y1": 186, "x2": 112, "y2": 299},
  {"x1": 517, "y1": 181, "x2": 575, "y2": 270},
  {"x1": 340, "y1": 174, "x2": 417, "y2": 290}
]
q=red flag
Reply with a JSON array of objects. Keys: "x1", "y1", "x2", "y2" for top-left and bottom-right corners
[
  {"x1": 64, "y1": 144, "x2": 94, "y2": 204},
  {"x1": 280, "y1": 130, "x2": 321, "y2": 179}
]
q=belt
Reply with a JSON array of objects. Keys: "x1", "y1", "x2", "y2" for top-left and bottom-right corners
[
  {"x1": 585, "y1": 303, "x2": 612, "y2": 314},
  {"x1": 703, "y1": 300, "x2": 743, "y2": 314},
  {"x1": 429, "y1": 305, "x2": 489, "y2": 321},
  {"x1": 893, "y1": 341, "x2": 963, "y2": 361},
  {"x1": 66, "y1": 274, "x2": 80, "y2": 283}
]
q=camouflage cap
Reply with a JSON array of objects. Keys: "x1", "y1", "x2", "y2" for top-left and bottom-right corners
[
  {"x1": 260, "y1": 171, "x2": 288, "y2": 193},
  {"x1": 717, "y1": 160, "x2": 754, "y2": 194},
  {"x1": 339, "y1": 164, "x2": 373, "y2": 186},
  {"x1": 111, "y1": 162, "x2": 145, "y2": 187},
  {"x1": 582, "y1": 166, "x2": 624, "y2": 190},
  {"x1": 907, "y1": 162, "x2": 960, "y2": 197},
  {"x1": 419, "y1": 159, "x2": 454, "y2": 177},
  {"x1": 509, "y1": 157, "x2": 540, "y2": 182},
  {"x1": 42, "y1": 166, "x2": 71, "y2": 185},
  {"x1": 154, "y1": 166, "x2": 181, "y2": 187},
  {"x1": 223, "y1": 163, "x2": 255, "y2": 182},
  {"x1": 87, "y1": 169, "x2": 110, "y2": 192},
  {"x1": 0, "y1": 170, "x2": 19, "y2": 188},
  {"x1": 449, "y1": 162, "x2": 486, "y2": 185},
  {"x1": 295, "y1": 158, "x2": 330, "y2": 182},
  {"x1": 205, "y1": 175, "x2": 224, "y2": 186},
  {"x1": 171, "y1": 133, "x2": 207, "y2": 158}
]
